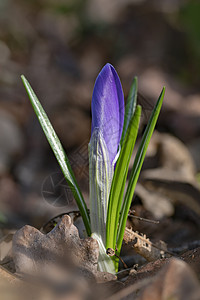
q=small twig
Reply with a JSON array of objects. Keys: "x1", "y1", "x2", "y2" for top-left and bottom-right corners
[
  {"x1": 106, "y1": 248, "x2": 128, "y2": 269},
  {"x1": 128, "y1": 209, "x2": 159, "y2": 224},
  {"x1": 115, "y1": 267, "x2": 133, "y2": 276},
  {"x1": 128, "y1": 214, "x2": 159, "y2": 224}
]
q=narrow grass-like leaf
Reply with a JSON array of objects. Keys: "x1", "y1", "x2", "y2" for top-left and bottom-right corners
[
  {"x1": 21, "y1": 75, "x2": 91, "y2": 236},
  {"x1": 106, "y1": 105, "x2": 141, "y2": 253},
  {"x1": 116, "y1": 87, "x2": 165, "y2": 256},
  {"x1": 120, "y1": 77, "x2": 137, "y2": 146}
]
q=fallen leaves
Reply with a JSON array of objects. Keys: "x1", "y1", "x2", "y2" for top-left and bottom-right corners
[
  {"x1": 134, "y1": 131, "x2": 200, "y2": 220},
  {"x1": 139, "y1": 259, "x2": 200, "y2": 300},
  {"x1": 0, "y1": 213, "x2": 198, "y2": 299},
  {"x1": 108, "y1": 259, "x2": 200, "y2": 300},
  {"x1": 12, "y1": 214, "x2": 116, "y2": 289}
]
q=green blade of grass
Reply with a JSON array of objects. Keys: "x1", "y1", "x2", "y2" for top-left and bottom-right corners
[
  {"x1": 116, "y1": 87, "x2": 165, "y2": 255},
  {"x1": 120, "y1": 77, "x2": 138, "y2": 146},
  {"x1": 21, "y1": 75, "x2": 91, "y2": 236},
  {"x1": 106, "y1": 105, "x2": 141, "y2": 253}
]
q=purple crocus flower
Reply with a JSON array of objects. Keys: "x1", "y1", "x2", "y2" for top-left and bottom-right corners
[
  {"x1": 91, "y1": 63, "x2": 124, "y2": 165},
  {"x1": 89, "y1": 64, "x2": 124, "y2": 273}
]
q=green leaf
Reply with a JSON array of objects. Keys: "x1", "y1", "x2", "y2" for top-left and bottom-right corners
[
  {"x1": 116, "y1": 87, "x2": 165, "y2": 256},
  {"x1": 21, "y1": 75, "x2": 91, "y2": 236},
  {"x1": 120, "y1": 77, "x2": 138, "y2": 146},
  {"x1": 106, "y1": 105, "x2": 141, "y2": 254}
]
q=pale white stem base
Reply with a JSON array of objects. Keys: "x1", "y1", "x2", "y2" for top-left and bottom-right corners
[{"x1": 92, "y1": 233, "x2": 115, "y2": 274}]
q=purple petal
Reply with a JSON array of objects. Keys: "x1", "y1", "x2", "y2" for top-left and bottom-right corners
[{"x1": 91, "y1": 63, "x2": 124, "y2": 164}]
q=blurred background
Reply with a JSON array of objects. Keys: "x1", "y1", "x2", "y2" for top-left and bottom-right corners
[{"x1": 0, "y1": 0, "x2": 200, "y2": 238}]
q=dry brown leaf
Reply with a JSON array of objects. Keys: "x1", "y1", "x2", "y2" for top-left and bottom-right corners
[
  {"x1": 142, "y1": 175, "x2": 200, "y2": 217},
  {"x1": 0, "y1": 233, "x2": 13, "y2": 262},
  {"x1": 124, "y1": 227, "x2": 170, "y2": 262},
  {"x1": 135, "y1": 183, "x2": 174, "y2": 218},
  {"x1": 133, "y1": 132, "x2": 199, "y2": 218},
  {"x1": 12, "y1": 214, "x2": 116, "y2": 289},
  {"x1": 108, "y1": 259, "x2": 200, "y2": 300},
  {"x1": 0, "y1": 265, "x2": 64, "y2": 300},
  {"x1": 138, "y1": 258, "x2": 200, "y2": 300},
  {"x1": 149, "y1": 132, "x2": 196, "y2": 178}
]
